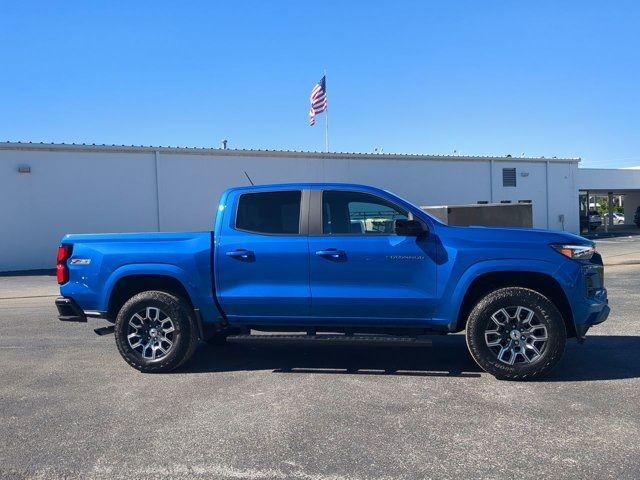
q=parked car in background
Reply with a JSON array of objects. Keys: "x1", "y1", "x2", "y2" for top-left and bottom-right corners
[
  {"x1": 612, "y1": 213, "x2": 625, "y2": 225},
  {"x1": 587, "y1": 211, "x2": 603, "y2": 231}
]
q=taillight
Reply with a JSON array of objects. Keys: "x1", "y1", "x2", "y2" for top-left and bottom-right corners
[{"x1": 56, "y1": 245, "x2": 72, "y2": 284}]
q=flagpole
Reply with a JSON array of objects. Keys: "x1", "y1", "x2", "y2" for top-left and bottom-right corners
[{"x1": 324, "y1": 69, "x2": 329, "y2": 153}]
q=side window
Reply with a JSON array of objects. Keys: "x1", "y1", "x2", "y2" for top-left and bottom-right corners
[
  {"x1": 236, "y1": 191, "x2": 301, "y2": 234},
  {"x1": 322, "y1": 190, "x2": 408, "y2": 235}
]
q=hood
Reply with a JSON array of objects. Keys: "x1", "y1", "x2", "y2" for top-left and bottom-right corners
[{"x1": 443, "y1": 224, "x2": 593, "y2": 247}]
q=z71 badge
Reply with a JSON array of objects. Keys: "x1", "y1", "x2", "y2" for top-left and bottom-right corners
[{"x1": 70, "y1": 258, "x2": 91, "y2": 265}]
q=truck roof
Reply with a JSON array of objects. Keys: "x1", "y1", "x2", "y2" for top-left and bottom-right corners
[{"x1": 225, "y1": 182, "x2": 387, "y2": 193}]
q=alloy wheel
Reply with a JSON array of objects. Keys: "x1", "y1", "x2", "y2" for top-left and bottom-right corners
[
  {"x1": 126, "y1": 307, "x2": 176, "y2": 360},
  {"x1": 484, "y1": 306, "x2": 548, "y2": 365}
]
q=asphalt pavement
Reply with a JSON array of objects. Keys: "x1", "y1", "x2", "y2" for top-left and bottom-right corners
[
  {"x1": 593, "y1": 234, "x2": 640, "y2": 266},
  {"x1": 1, "y1": 241, "x2": 639, "y2": 479}
]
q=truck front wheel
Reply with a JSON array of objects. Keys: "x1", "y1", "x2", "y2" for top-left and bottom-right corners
[
  {"x1": 465, "y1": 287, "x2": 566, "y2": 380},
  {"x1": 114, "y1": 290, "x2": 199, "y2": 373}
]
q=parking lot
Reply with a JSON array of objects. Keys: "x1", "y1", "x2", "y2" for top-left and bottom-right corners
[{"x1": 1, "y1": 236, "x2": 639, "y2": 479}]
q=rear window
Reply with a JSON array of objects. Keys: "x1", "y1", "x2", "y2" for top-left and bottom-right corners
[{"x1": 235, "y1": 191, "x2": 301, "y2": 234}]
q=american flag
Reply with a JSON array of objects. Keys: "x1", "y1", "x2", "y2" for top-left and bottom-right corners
[{"x1": 309, "y1": 76, "x2": 327, "y2": 126}]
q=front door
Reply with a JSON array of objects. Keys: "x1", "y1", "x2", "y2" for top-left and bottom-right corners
[
  {"x1": 308, "y1": 189, "x2": 437, "y2": 325},
  {"x1": 215, "y1": 189, "x2": 310, "y2": 323}
]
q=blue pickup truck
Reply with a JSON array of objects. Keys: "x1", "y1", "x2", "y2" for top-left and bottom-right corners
[{"x1": 56, "y1": 183, "x2": 609, "y2": 380}]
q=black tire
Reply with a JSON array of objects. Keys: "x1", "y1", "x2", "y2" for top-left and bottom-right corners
[
  {"x1": 465, "y1": 287, "x2": 566, "y2": 381},
  {"x1": 114, "y1": 290, "x2": 199, "y2": 373}
]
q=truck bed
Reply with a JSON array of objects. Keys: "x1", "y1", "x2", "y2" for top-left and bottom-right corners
[{"x1": 59, "y1": 231, "x2": 217, "y2": 319}]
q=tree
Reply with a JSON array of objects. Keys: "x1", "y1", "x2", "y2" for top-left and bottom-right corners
[{"x1": 597, "y1": 198, "x2": 608, "y2": 216}]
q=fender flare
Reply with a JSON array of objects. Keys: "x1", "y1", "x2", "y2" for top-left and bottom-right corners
[
  {"x1": 444, "y1": 258, "x2": 567, "y2": 331},
  {"x1": 100, "y1": 263, "x2": 196, "y2": 311}
]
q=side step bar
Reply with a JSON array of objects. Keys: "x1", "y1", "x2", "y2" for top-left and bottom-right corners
[
  {"x1": 94, "y1": 326, "x2": 115, "y2": 336},
  {"x1": 226, "y1": 333, "x2": 433, "y2": 346}
]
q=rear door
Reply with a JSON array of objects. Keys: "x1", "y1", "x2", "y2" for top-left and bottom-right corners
[
  {"x1": 308, "y1": 188, "x2": 437, "y2": 325},
  {"x1": 215, "y1": 189, "x2": 310, "y2": 323}
]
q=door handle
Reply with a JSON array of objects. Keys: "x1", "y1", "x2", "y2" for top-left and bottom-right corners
[
  {"x1": 226, "y1": 249, "x2": 254, "y2": 259},
  {"x1": 315, "y1": 249, "x2": 346, "y2": 259}
]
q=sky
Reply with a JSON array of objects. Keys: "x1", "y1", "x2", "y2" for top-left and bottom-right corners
[{"x1": 1, "y1": 1, "x2": 639, "y2": 167}]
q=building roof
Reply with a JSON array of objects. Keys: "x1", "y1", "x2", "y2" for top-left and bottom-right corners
[{"x1": 0, "y1": 141, "x2": 580, "y2": 163}]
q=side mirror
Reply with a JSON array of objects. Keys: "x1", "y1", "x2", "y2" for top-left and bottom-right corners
[{"x1": 395, "y1": 219, "x2": 428, "y2": 237}]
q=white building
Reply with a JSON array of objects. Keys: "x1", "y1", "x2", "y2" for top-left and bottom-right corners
[
  {"x1": 1, "y1": 142, "x2": 637, "y2": 271},
  {"x1": 577, "y1": 168, "x2": 640, "y2": 226}
]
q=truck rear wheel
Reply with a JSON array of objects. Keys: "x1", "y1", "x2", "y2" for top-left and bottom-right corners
[
  {"x1": 114, "y1": 290, "x2": 198, "y2": 373},
  {"x1": 465, "y1": 287, "x2": 566, "y2": 380}
]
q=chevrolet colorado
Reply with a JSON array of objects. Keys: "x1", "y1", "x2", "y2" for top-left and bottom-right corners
[{"x1": 56, "y1": 183, "x2": 609, "y2": 380}]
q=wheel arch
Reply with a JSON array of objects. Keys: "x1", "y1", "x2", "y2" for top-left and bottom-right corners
[
  {"x1": 455, "y1": 271, "x2": 575, "y2": 338},
  {"x1": 106, "y1": 272, "x2": 194, "y2": 321}
]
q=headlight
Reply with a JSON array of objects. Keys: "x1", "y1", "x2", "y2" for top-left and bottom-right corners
[{"x1": 551, "y1": 244, "x2": 595, "y2": 260}]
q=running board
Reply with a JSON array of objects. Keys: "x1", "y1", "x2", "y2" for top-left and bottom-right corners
[
  {"x1": 227, "y1": 333, "x2": 432, "y2": 345},
  {"x1": 94, "y1": 326, "x2": 115, "y2": 336}
]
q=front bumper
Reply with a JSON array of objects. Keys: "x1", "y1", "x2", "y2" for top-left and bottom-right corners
[
  {"x1": 573, "y1": 254, "x2": 609, "y2": 340},
  {"x1": 577, "y1": 307, "x2": 610, "y2": 337},
  {"x1": 55, "y1": 297, "x2": 87, "y2": 322}
]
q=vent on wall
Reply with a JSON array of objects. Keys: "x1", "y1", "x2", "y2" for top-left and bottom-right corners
[{"x1": 502, "y1": 168, "x2": 517, "y2": 187}]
